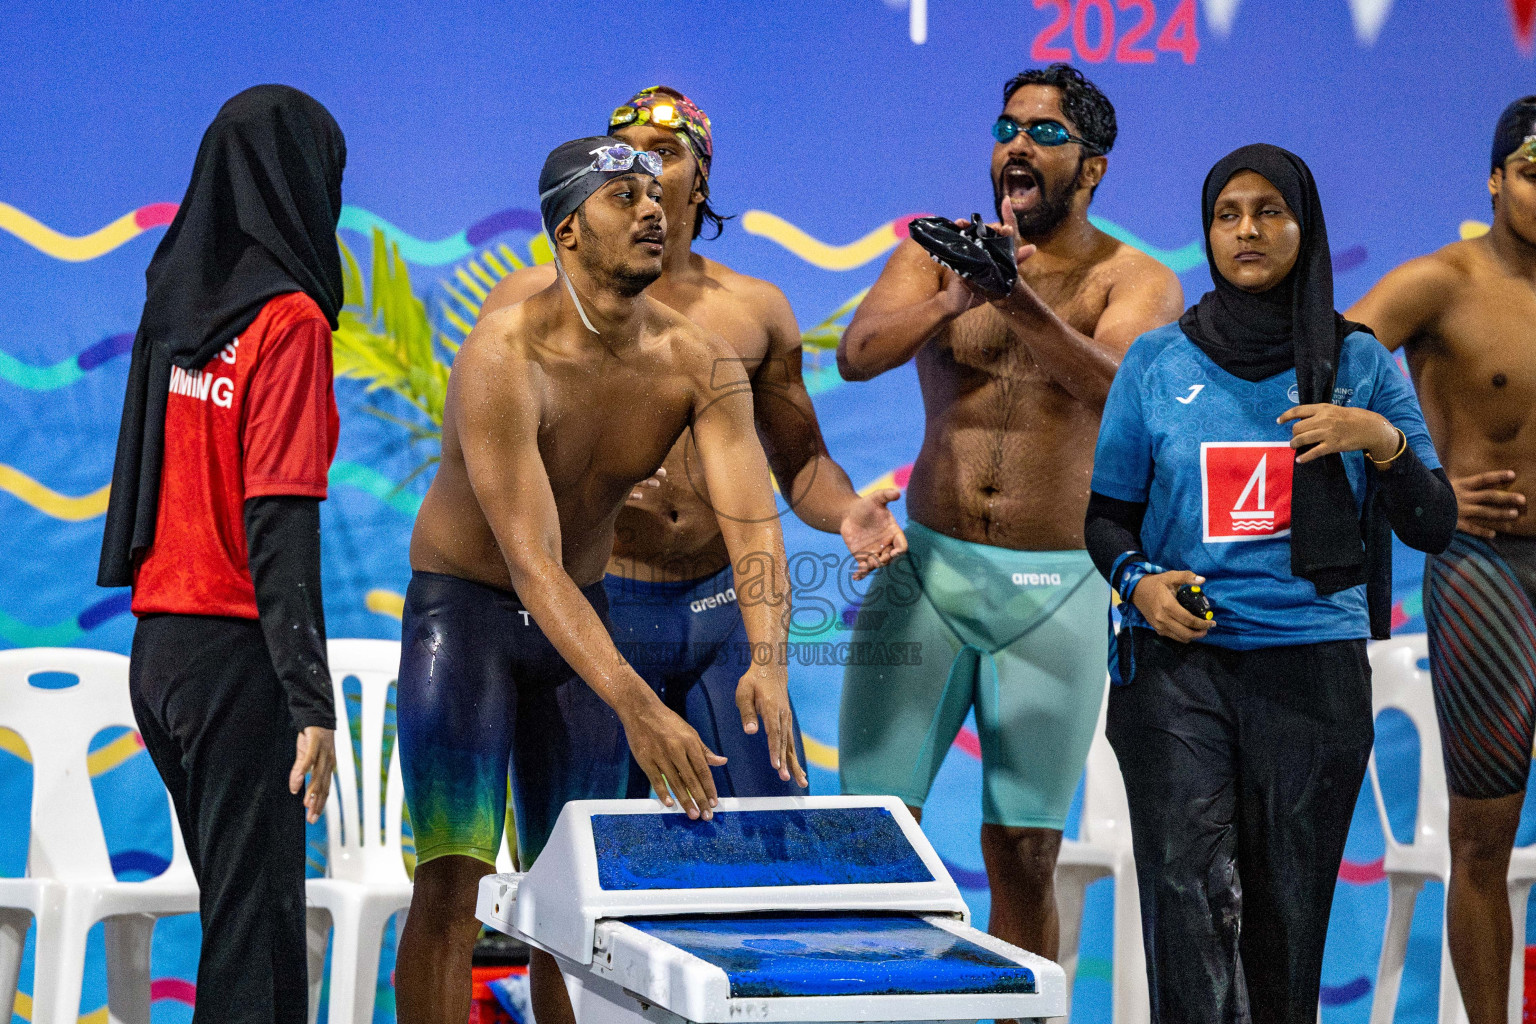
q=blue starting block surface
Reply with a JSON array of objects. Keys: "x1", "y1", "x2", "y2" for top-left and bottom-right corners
[
  {"x1": 625, "y1": 912, "x2": 1037, "y2": 998},
  {"x1": 592, "y1": 808, "x2": 933, "y2": 890}
]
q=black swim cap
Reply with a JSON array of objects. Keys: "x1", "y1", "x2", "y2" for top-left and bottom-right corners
[
  {"x1": 1491, "y1": 95, "x2": 1536, "y2": 172},
  {"x1": 539, "y1": 135, "x2": 654, "y2": 239}
]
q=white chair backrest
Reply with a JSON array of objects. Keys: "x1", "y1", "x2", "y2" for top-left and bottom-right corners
[
  {"x1": 323, "y1": 639, "x2": 408, "y2": 885},
  {"x1": 1077, "y1": 684, "x2": 1134, "y2": 851},
  {"x1": 0, "y1": 648, "x2": 190, "y2": 885},
  {"x1": 1367, "y1": 634, "x2": 1448, "y2": 855}
]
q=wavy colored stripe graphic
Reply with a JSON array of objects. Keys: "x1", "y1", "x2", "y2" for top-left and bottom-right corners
[
  {"x1": 0, "y1": 463, "x2": 110, "y2": 521},
  {"x1": 1075, "y1": 956, "x2": 1113, "y2": 984},
  {"x1": 1339, "y1": 856, "x2": 1387, "y2": 884},
  {"x1": 745, "y1": 209, "x2": 1208, "y2": 274},
  {"x1": 0, "y1": 719, "x2": 144, "y2": 776},
  {"x1": 1320, "y1": 976, "x2": 1372, "y2": 1006},
  {"x1": 1, "y1": 197, "x2": 543, "y2": 267},
  {"x1": 10, "y1": 980, "x2": 193, "y2": 1023},
  {"x1": 1333, "y1": 244, "x2": 1368, "y2": 273},
  {"x1": 0, "y1": 592, "x2": 131, "y2": 648},
  {"x1": 802, "y1": 732, "x2": 839, "y2": 771},
  {"x1": 339, "y1": 206, "x2": 472, "y2": 266},
  {"x1": 742, "y1": 211, "x2": 929, "y2": 271},
  {"x1": 88, "y1": 730, "x2": 145, "y2": 775},
  {"x1": 339, "y1": 206, "x2": 543, "y2": 266},
  {"x1": 1086, "y1": 215, "x2": 1206, "y2": 273},
  {"x1": 952, "y1": 727, "x2": 981, "y2": 760},
  {"x1": 151, "y1": 978, "x2": 197, "y2": 1006},
  {"x1": 367, "y1": 588, "x2": 406, "y2": 621},
  {"x1": 0, "y1": 728, "x2": 25, "y2": 762},
  {"x1": 329, "y1": 460, "x2": 423, "y2": 516},
  {"x1": 10, "y1": 992, "x2": 112, "y2": 1023},
  {"x1": 112, "y1": 849, "x2": 171, "y2": 877},
  {"x1": 0, "y1": 332, "x2": 133, "y2": 390},
  {"x1": 858, "y1": 463, "x2": 914, "y2": 499},
  {"x1": 0, "y1": 201, "x2": 176, "y2": 262},
  {"x1": 0, "y1": 460, "x2": 423, "y2": 523}
]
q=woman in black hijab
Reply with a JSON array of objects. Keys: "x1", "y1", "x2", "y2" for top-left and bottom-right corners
[
  {"x1": 1083, "y1": 145, "x2": 1456, "y2": 1022},
  {"x1": 99, "y1": 85, "x2": 344, "y2": 1024}
]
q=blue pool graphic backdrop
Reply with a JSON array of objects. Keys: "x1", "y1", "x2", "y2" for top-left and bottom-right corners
[{"x1": 3, "y1": 1, "x2": 1536, "y2": 1021}]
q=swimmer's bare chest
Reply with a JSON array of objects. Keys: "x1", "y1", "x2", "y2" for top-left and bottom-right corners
[
  {"x1": 906, "y1": 282, "x2": 1109, "y2": 551},
  {"x1": 1410, "y1": 278, "x2": 1536, "y2": 536},
  {"x1": 412, "y1": 352, "x2": 694, "y2": 588},
  {"x1": 610, "y1": 286, "x2": 773, "y2": 580}
]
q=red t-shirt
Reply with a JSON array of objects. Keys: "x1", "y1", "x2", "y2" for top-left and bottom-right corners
[{"x1": 131, "y1": 292, "x2": 339, "y2": 619}]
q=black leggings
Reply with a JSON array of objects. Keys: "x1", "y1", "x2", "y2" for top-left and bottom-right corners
[
  {"x1": 1106, "y1": 630, "x2": 1373, "y2": 1024},
  {"x1": 130, "y1": 613, "x2": 309, "y2": 1024}
]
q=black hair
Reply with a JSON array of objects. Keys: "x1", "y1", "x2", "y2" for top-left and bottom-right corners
[
  {"x1": 693, "y1": 180, "x2": 733, "y2": 241},
  {"x1": 1002, "y1": 63, "x2": 1117, "y2": 155}
]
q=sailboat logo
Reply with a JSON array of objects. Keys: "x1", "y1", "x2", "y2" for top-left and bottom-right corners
[
  {"x1": 1231, "y1": 455, "x2": 1276, "y2": 531},
  {"x1": 1200, "y1": 442, "x2": 1294, "y2": 543}
]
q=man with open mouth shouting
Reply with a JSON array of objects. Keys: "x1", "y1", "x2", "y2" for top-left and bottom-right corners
[{"x1": 835, "y1": 63, "x2": 1184, "y2": 975}]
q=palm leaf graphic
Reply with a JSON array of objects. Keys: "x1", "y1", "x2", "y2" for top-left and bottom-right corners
[
  {"x1": 333, "y1": 229, "x2": 454, "y2": 484},
  {"x1": 800, "y1": 287, "x2": 869, "y2": 352}
]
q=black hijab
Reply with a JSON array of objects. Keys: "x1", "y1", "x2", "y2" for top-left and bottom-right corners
[
  {"x1": 1180, "y1": 144, "x2": 1379, "y2": 602},
  {"x1": 98, "y1": 85, "x2": 346, "y2": 587}
]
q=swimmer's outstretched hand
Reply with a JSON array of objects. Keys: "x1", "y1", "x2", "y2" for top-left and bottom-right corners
[
  {"x1": 842, "y1": 488, "x2": 908, "y2": 580},
  {"x1": 621, "y1": 695, "x2": 725, "y2": 819},
  {"x1": 736, "y1": 670, "x2": 809, "y2": 789},
  {"x1": 290, "y1": 726, "x2": 336, "y2": 825}
]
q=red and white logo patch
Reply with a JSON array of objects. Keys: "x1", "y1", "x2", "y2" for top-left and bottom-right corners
[{"x1": 1200, "y1": 442, "x2": 1294, "y2": 543}]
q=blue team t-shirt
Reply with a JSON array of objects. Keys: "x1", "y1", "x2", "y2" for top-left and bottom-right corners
[{"x1": 1092, "y1": 324, "x2": 1440, "y2": 650}]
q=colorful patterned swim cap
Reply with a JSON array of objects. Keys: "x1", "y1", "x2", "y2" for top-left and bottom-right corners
[{"x1": 609, "y1": 86, "x2": 713, "y2": 180}]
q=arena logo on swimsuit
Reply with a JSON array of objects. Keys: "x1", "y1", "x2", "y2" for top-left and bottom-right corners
[
  {"x1": 690, "y1": 587, "x2": 737, "y2": 613},
  {"x1": 1012, "y1": 572, "x2": 1063, "y2": 586},
  {"x1": 1200, "y1": 441, "x2": 1294, "y2": 543}
]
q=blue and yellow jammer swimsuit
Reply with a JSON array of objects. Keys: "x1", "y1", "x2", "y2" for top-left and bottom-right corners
[{"x1": 839, "y1": 520, "x2": 1107, "y2": 829}]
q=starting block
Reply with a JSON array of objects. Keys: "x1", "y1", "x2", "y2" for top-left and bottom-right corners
[{"x1": 476, "y1": 796, "x2": 1066, "y2": 1023}]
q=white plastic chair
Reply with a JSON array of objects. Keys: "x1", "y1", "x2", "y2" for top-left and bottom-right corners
[
  {"x1": 306, "y1": 639, "x2": 413, "y2": 1024},
  {"x1": 0, "y1": 647, "x2": 198, "y2": 1024},
  {"x1": 1366, "y1": 634, "x2": 1468, "y2": 1024},
  {"x1": 1369, "y1": 633, "x2": 1536, "y2": 1024},
  {"x1": 1507, "y1": 834, "x2": 1536, "y2": 1024},
  {"x1": 1055, "y1": 686, "x2": 1150, "y2": 1023}
]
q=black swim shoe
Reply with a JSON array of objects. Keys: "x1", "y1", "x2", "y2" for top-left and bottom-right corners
[{"x1": 907, "y1": 214, "x2": 1018, "y2": 299}]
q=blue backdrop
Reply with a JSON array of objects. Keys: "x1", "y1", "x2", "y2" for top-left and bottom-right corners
[{"x1": 3, "y1": 1, "x2": 1535, "y2": 1021}]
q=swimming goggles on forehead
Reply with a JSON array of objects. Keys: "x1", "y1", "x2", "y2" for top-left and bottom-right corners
[
  {"x1": 590, "y1": 143, "x2": 663, "y2": 176},
  {"x1": 538, "y1": 144, "x2": 664, "y2": 204},
  {"x1": 991, "y1": 116, "x2": 1101, "y2": 153},
  {"x1": 611, "y1": 102, "x2": 688, "y2": 130}
]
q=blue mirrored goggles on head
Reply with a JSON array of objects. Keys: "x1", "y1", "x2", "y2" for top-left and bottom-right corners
[{"x1": 991, "y1": 116, "x2": 1101, "y2": 153}]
